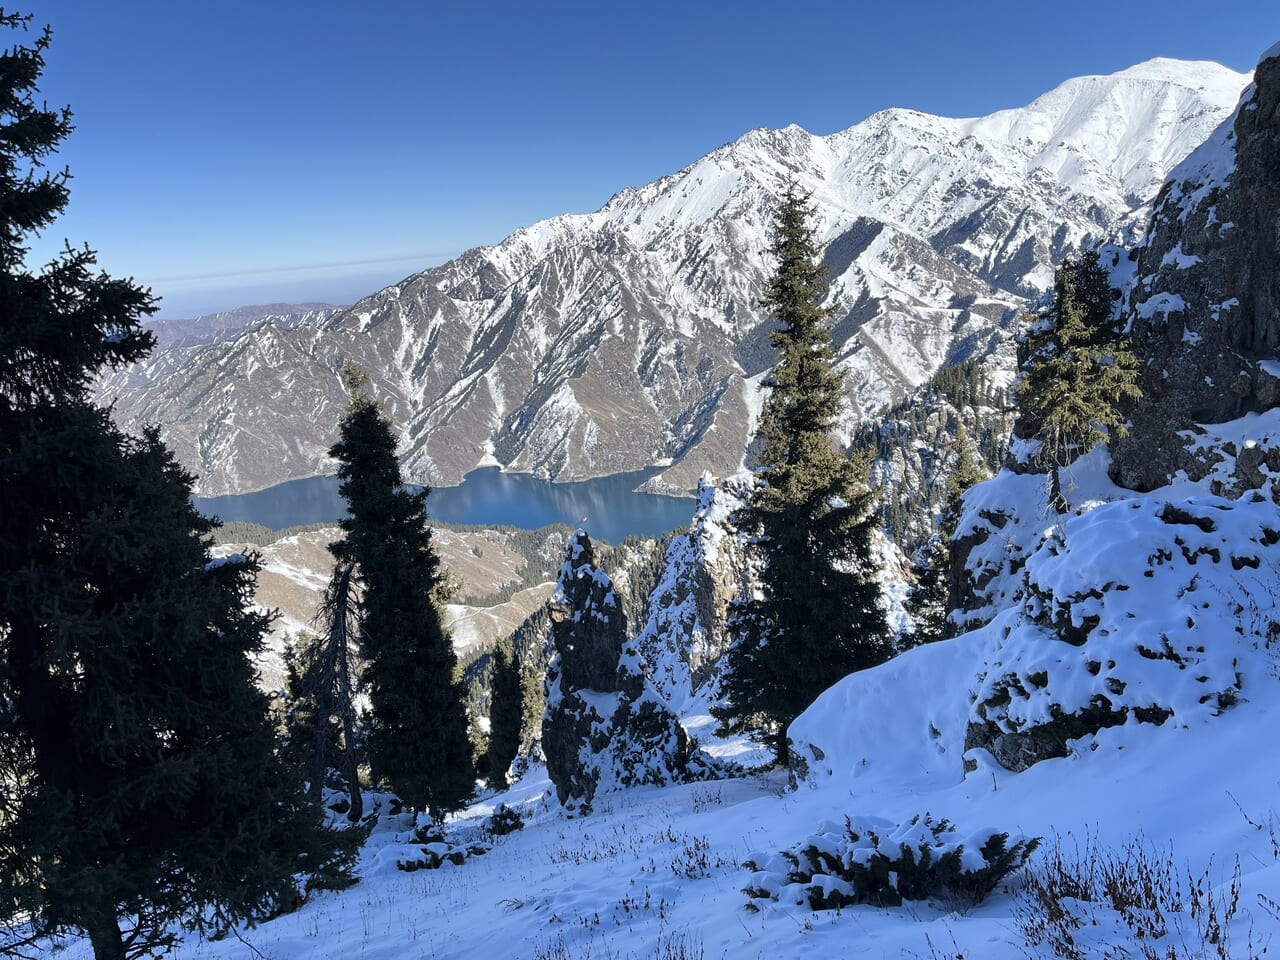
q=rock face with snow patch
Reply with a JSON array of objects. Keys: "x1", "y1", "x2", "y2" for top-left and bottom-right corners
[
  {"x1": 541, "y1": 531, "x2": 699, "y2": 811},
  {"x1": 633, "y1": 474, "x2": 751, "y2": 711},
  {"x1": 1112, "y1": 49, "x2": 1280, "y2": 492}
]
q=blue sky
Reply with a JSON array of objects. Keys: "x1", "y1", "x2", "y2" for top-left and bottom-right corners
[{"x1": 27, "y1": 1, "x2": 1279, "y2": 318}]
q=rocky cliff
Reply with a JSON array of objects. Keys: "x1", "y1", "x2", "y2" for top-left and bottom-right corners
[
  {"x1": 632, "y1": 474, "x2": 751, "y2": 713},
  {"x1": 947, "y1": 44, "x2": 1280, "y2": 773},
  {"x1": 1112, "y1": 45, "x2": 1280, "y2": 493}
]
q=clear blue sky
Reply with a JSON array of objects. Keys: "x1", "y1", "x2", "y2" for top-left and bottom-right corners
[{"x1": 26, "y1": 1, "x2": 1279, "y2": 318}]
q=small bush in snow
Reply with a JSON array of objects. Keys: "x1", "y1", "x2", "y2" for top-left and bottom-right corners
[
  {"x1": 396, "y1": 839, "x2": 490, "y2": 871},
  {"x1": 743, "y1": 813, "x2": 1039, "y2": 910},
  {"x1": 486, "y1": 803, "x2": 525, "y2": 836}
]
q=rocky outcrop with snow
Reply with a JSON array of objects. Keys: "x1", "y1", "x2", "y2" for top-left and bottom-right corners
[
  {"x1": 541, "y1": 531, "x2": 702, "y2": 812},
  {"x1": 914, "y1": 49, "x2": 1280, "y2": 775},
  {"x1": 632, "y1": 474, "x2": 751, "y2": 713},
  {"x1": 794, "y1": 447, "x2": 1280, "y2": 780},
  {"x1": 99, "y1": 61, "x2": 1246, "y2": 496},
  {"x1": 963, "y1": 457, "x2": 1277, "y2": 771},
  {"x1": 1111, "y1": 47, "x2": 1280, "y2": 492}
]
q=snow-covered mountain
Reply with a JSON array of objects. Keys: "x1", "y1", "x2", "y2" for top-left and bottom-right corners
[
  {"x1": 146, "y1": 303, "x2": 339, "y2": 349},
  {"x1": 100, "y1": 59, "x2": 1247, "y2": 497}
]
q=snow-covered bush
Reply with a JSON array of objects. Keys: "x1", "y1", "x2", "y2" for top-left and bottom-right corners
[
  {"x1": 395, "y1": 820, "x2": 490, "y2": 871},
  {"x1": 486, "y1": 803, "x2": 525, "y2": 836},
  {"x1": 967, "y1": 485, "x2": 1280, "y2": 771},
  {"x1": 395, "y1": 839, "x2": 490, "y2": 872},
  {"x1": 743, "y1": 814, "x2": 1039, "y2": 910}
]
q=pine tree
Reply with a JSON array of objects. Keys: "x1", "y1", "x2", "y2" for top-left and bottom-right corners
[
  {"x1": 486, "y1": 641, "x2": 523, "y2": 790},
  {"x1": 284, "y1": 562, "x2": 364, "y2": 821},
  {"x1": 329, "y1": 371, "x2": 474, "y2": 818},
  {"x1": 712, "y1": 187, "x2": 893, "y2": 764},
  {"x1": 1014, "y1": 250, "x2": 1142, "y2": 508},
  {"x1": 0, "y1": 17, "x2": 338, "y2": 958}
]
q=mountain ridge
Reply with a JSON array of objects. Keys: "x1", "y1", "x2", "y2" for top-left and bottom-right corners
[{"x1": 100, "y1": 58, "x2": 1248, "y2": 497}]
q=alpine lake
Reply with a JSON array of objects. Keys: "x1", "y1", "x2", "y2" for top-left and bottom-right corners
[{"x1": 194, "y1": 466, "x2": 696, "y2": 543}]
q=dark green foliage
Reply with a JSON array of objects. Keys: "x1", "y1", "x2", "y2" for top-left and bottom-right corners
[
  {"x1": 486, "y1": 642, "x2": 523, "y2": 790},
  {"x1": 486, "y1": 803, "x2": 525, "y2": 836},
  {"x1": 329, "y1": 373, "x2": 474, "y2": 817},
  {"x1": 0, "y1": 16, "x2": 343, "y2": 960},
  {"x1": 283, "y1": 562, "x2": 364, "y2": 821},
  {"x1": 744, "y1": 815, "x2": 1040, "y2": 911},
  {"x1": 1014, "y1": 250, "x2": 1142, "y2": 500},
  {"x1": 904, "y1": 535, "x2": 950, "y2": 646},
  {"x1": 514, "y1": 607, "x2": 553, "y2": 754},
  {"x1": 607, "y1": 533, "x2": 670, "y2": 629},
  {"x1": 713, "y1": 187, "x2": 892, "y2": 763},
  {"x1": 302, "y1": 816, "x2": 374, "y2": 896},
  {"x1": 210, "y1": 520, "x2": 275, "y2": 545}
]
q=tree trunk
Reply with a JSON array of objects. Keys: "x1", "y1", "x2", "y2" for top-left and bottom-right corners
[
  {"x1": 86, "y1": 914, "x2": 125, "y2": 960},
  {"x1": 1049, "y1": 465, "x2": 1068, "y2": 513},
  {"x1": 341, "y1": 710, "x2": 362, "y2": 822},
  {"x1": 331, "y1": 563, "x2": 363, "y2": 822}
]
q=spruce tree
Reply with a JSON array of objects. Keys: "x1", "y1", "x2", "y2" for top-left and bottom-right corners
[
  {"x1": 1014, "y1": 249, "x2": 1142, "y2": 508},
  {"x1": 0, "y1": 17, "x2": 337, "y2": 958},
  {"x1": 486, "y1": 641, "x2": 523, "y2": 790},
  {"x1": 329, "y1": 372, "x2": 474, "y2": 818},
  {"x1": 713, "y1": 187, "x2": 893, "y2": 764},
  {"x1": 284, "y1": 562, "x2": 364, "y2": 821}
]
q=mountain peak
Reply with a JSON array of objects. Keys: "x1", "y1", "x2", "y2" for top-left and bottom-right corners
[{"x1": 1105, "y1": 56, "x2": 1247, "y2": 87}]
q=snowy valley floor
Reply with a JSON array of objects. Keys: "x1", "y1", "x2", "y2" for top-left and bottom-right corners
[{"x1": 53, "y1": 656, "x2": 1280, "y2": 960}]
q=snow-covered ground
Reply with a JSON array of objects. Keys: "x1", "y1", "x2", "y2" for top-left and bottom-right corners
[{"x1": 55, "y1": 667, "x2": 1276, "y2": 959}]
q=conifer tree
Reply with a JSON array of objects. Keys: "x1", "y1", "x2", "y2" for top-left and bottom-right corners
[
  {"x1": 329, "y1": 371, "x2": 474, "y2": 818},
  {"x1": 486, "y1": 641, "x2": 523, "y2": 790},
  {"x1": 0, "y1": 16, "x2": 338, "y2": 958},
  {"x1": 284, "y1": 562, "x2": 364, "y2": 821},
  {"x1": 713, "y1": 187, "x2": 892, "y2": 764},
  {"x1": 1014, "y1": 250, "x2": 1142, "y2": 508}
]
